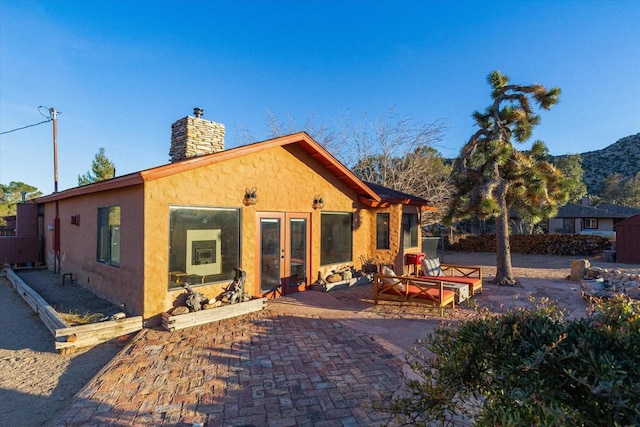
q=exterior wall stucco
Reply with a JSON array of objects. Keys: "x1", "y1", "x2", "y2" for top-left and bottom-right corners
[
  {"x1": 39, "y1": 143, "x2": 419, "y2": 323},
  {"x1": 142, "y1": 144, "x2": 379, "y2": 321},
  {"x1": 43, "y1": 185, "x2": 145, "y2": 314}
]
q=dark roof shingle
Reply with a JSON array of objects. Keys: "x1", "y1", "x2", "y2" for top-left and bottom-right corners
[{"x1": 555, "y1": 203, "x2": 640, "y2": 218}]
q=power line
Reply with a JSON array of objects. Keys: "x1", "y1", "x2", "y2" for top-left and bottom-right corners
[
  {"x1": 0, "y1": 106, "x2": 61, "y2": 135},
  {"x1": 0, "y1": 118, "x2": 53, "y2": 135}
]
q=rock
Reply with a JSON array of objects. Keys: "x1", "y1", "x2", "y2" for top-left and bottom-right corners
[
  {"x1": 109, "y1": 312, "x2": 126, "y2": 320},
  {"x1": 171, "y1": 306, "x2": 190, "y2": 315},
  {"x1": 625, "y1": 287, "x2": 640, "y2": 299},
  {"x1": 326, "y1": 273, "x2": 342, "y2": 283},
  {"x1": 203, "y1": 300, "x2": 222, "y2": 309},
  {"x1": 570, "y1": 259, "x2": 590, "y2": 282},
  {"x1": 581, "y1": 280, "x2": 605, "y2": 294}
]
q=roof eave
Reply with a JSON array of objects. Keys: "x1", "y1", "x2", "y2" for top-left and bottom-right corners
[
  {"x1": 35, "y1": 132, "x2": 382, "y2": 205},
  {"x1": 36, "y1": 174, "x2": 145, "y2": 203}
]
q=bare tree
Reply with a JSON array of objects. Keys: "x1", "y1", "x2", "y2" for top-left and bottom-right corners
[
  {"x1": 238, "y1": 108, "x2": 452, "y2": 223},
  {"x1": 235, "y1": 109, "x2": 337, "y2": 152},
  {"x1": 339, "y1": 109, "x2": 451, "y2": 223}
]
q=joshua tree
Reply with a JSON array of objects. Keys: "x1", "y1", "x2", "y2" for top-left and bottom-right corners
[{"x1": 451, "y1": 71, "x2": 565, "y2": 285}]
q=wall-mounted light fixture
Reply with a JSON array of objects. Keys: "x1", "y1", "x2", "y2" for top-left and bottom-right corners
[
  {"x1": 313, "y1": 195, "x2": 324, "y2": 209},
  {"x1": 70, "y1": 215, "x2": 80, "y2": 226},
  {"x1": 244, "y1": 187, "x2": 258, "y2": 205}
]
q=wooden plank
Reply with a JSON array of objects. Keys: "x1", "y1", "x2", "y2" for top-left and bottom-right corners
[
  {"x1": 55, "y1": 322, "x2": 142, "y2": 350},
  {"x1": 6, "y1": 269, "x2": 69, "y2": 334},
  {"x1": 164, "y1": 303, "x2": 261, "y2": 330},
  {"x1": 162, "y1": 298, "x2": 267, "y2": 331},
  {"x1": 6, "y1": 268, "x2": 143, "y2": 352},
  {"x1": 54, "y1": 316, "x2": 143, "y2": 338}
]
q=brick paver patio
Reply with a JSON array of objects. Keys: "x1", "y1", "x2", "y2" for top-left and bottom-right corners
[
  {"x1": 45, "y1": 252, "x2": 595, "y2": 426},
  {"x1": 49, "y1": 306, "x2": 404, "y2": 426}
]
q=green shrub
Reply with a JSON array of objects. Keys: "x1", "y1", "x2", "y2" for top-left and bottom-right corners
[{"x1": 377, "y1": 296, "x2": 640, "y2": 426}]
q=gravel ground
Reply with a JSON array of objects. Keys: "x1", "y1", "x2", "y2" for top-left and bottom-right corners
[{"x1": 0, "y1": 273, "x2": 125, "y2": 427}]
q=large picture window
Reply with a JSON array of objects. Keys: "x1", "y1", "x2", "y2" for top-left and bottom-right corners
[
  {"x1": 321, "y1": 212, "x2": 352, "y2": 265},
  {"x1": 97, "y1": 206, "x2": 120, "y2": 267},
  {"x1": 402, "y1": 213, "x2": 419, "y2": 248},
  {"x1": 376, "y1": 213, "x2": 390, "y2": 249},
  {"x1": 169, "y1": 206, "x2": 240, "y2": 289}
]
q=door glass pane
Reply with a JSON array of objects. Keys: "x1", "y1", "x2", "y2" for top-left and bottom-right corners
[
  {"x1": 289, "y1": 218, "x2": 307, "y2": 287},
  {"x1": 260, "y1": 218, "x2": 281, "y2": 292}
]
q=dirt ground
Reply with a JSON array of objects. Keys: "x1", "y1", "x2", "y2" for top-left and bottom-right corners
[
  {"x1": 1, "y1": 252, "x2": 638, "y2": 426},
  {"x1": 14, "y1": 269, "x2": 126, "y2": 321},
  {"x1": 0, "y1": 274, "x2": 125, "y2": 427}
]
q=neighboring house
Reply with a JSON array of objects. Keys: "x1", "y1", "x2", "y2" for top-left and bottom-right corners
[
  {"x1": 20, "y1": 110, "x2": 433, "y2": 325},
  {"x1": 548, "y1": 200, "x2": 640, "y2": 236}
]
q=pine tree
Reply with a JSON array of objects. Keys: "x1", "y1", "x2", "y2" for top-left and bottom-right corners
[
  {"x1": 552, "y1": 154, "x2": 587, "y2": 204},
  {"x1": 78, "y1": 147, "x2": 116, "y2": 186},
  {"x1": 0, "y1": 181, "x2": 42, "y2": 225},
  {"x1": 451, "y1": 71, "x2": 565, "y2": 286}
]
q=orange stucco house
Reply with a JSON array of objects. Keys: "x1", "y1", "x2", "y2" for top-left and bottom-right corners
[{"x1": 33, "y1": 110, "x2": 433, "y2": 325}]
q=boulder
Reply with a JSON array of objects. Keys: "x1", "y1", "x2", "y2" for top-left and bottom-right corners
[
  {"x1": 171, "y1": 306, "x2": 190, "y2": 315},
  {"x1": 326, "y1": 273, "x2": 343, "y2": 283},
  {"x1": 570, "y1": 259, "x2": 590, "y2": 282}
]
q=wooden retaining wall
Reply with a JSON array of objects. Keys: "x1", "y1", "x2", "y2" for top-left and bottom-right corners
[
  {"x1": 161, "y1": 297, "x2": 267, "y2": 331},
  {"x1": 5, "y1": 269, "x2": 143, "y2": 353}
]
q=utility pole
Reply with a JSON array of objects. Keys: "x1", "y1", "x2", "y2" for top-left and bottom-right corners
[
  {"x1": 50, "y1": 107, "x2": 58, "y2": 193},
  {"x1": 49, "y1": 107, "x2": 60, "y2": 273}
]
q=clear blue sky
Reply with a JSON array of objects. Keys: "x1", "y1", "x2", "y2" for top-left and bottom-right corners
[{"x1": 1, "y1": 0, "x2": 639, "y2": 194}]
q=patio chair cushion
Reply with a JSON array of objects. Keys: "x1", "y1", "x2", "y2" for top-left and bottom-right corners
[
  {"x1": 381, "y1": 266, "x2": 404, "y2": 291},
  {"x1": 421, "y1": 257, "x2": 444, "y2": 276}
]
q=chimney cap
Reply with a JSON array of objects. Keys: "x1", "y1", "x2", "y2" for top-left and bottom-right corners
[{"x1": 193, "y1": 107, "x2": 204, "y2": 118}]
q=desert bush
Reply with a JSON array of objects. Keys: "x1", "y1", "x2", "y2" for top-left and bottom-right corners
[
  {"x1": 58, "y1": 310, "x2": 104, "y2": 325},
  {"x1": 377, "y1": 296, "x2": 640, "y2": 426}
]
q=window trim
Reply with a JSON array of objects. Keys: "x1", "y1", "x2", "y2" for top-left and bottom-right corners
[{"x1": 583, "y1": 218, "x2": 598, "y2": 230}]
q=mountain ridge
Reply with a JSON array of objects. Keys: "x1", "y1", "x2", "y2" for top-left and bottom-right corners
[{"x1": 551, "y1": 133, "x2": 640, "y2": 195}]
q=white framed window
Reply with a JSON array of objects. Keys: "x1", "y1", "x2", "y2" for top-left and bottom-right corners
[{"x1": 583, "y1": 218, "x2": 598, "y2": 229}]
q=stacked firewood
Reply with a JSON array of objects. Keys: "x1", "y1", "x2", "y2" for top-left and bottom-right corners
[{"x1": 450, "y1": 234, "x2": 609, "y2": 256}]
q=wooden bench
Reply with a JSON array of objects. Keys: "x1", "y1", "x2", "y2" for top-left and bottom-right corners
[
  {"x1": 421, "y1": 263, "x2": 483, "y2": 296},
  {"x1": 373, "y1": 272, "x2": 456, "y2": 315}
]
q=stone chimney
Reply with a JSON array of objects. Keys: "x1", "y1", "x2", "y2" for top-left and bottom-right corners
[{"x1": 169, "y1": 108, "x2": 225, "y2": 162}]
